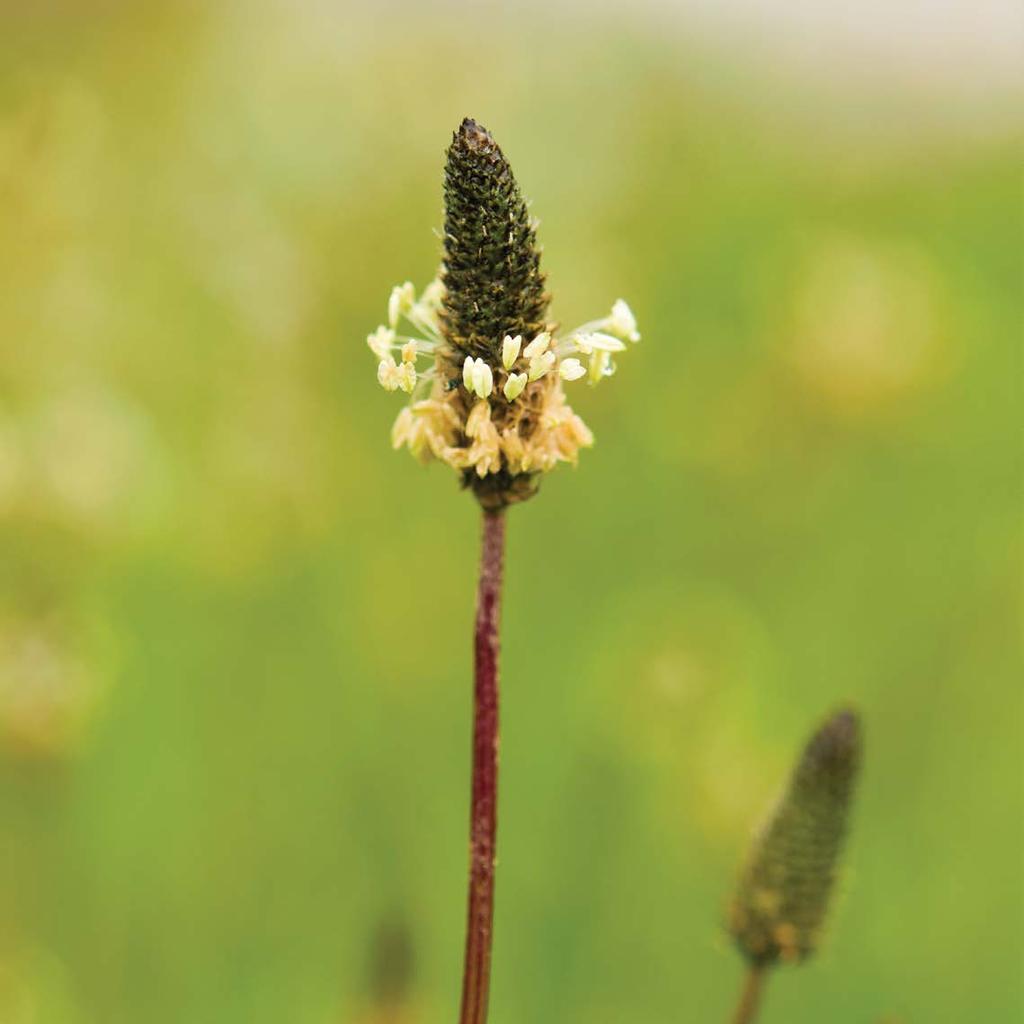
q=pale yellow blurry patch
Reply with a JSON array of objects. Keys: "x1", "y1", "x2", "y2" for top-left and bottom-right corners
[
  {"x1": 0, "y1": 389, "x2": 161, "y2": 542},
  {"x1": 788, "y1": 235, "x2": 953, "y2": 418},
  {"x1": 32, "y1": 389, "x2": 151, "y2": 528},
  {"x1": 0, "y1": 613, "x2": 107, "y2": 759}
]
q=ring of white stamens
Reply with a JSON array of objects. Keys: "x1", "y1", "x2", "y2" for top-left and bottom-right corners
[{"x1": 370, "y1": 286, "x2": 640, "y2": 477}]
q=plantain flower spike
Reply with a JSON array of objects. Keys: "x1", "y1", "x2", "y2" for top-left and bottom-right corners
[
  {"x1": 366, "y1": 117, "x2": 640, "y2": 510},
  {"x1": 729, "y1": 708, "x2": 863, "y2": 967}
]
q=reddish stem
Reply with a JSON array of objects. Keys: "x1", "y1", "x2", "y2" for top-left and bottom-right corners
[
  {"x1": 458, "y1": 509, "x2": 505, "y2": 1024},
  {"x1": 731, "y1": 966, "x2": 767, "y2": 1024}
]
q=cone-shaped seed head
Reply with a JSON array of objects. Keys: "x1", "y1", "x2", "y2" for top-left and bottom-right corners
[
  {"x1": 441, "y1": 118, "x2": 550, "y2": 361},
  {"x1": 729, "y1": 708, "x2": 862, "y2": 966}
]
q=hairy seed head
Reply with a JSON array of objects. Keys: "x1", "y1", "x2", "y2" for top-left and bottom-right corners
[{"x1": 441, "y1": 118, "x2": 550, "y2": 362}]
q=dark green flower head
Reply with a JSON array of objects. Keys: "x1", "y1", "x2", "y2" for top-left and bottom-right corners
[
  {"x1": 729, "y1": 708, "x2": 862, "y2": 967},
  {"x1": 366, "y1": 118, "x2": 641, "y2": 510},
  {"x1": 440, "y1": 118, "x2": 550, "y2": 361}
]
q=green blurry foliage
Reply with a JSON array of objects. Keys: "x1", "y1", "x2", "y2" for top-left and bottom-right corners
[{"x1": 0, "y1": 2, "x2": 1020, "y2": 1022}]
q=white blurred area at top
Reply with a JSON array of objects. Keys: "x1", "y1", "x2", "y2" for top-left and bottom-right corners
[
  {"x1": 276, "y1": 0, "x2": 1022, "y2": 105},
  {"x1": 645, "y1": 0, "x2": 1023, "y2": 96}
]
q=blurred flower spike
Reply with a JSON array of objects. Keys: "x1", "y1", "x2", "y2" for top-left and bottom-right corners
[
  {"x1": 365, "y1": 118, "x2": 640, "y2": 510},
  {"x1": 729, "y1": 708, "x2": 863, "y2": 967}
]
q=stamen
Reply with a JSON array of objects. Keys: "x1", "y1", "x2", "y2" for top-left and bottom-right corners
[
  {"x1": 527, "y1": 351, "x2": 556, "y2": 382},
  {"x1": 503, "y1": 372, "x2": 527, "y2": 401},
  {"x1": 523, "y1": 332, "x2": 551, "y2": 359},
  {"x1": 388, "y1": 282, "x2": 415, "y2": 328},
  {"x1": 559, "y1": 358, "x2": 585, "y2": 381},
  {"x1": 502, "y1": 335, "x2": 522, "y2": 370}
]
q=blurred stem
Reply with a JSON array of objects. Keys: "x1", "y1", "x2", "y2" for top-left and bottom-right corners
[
  {"x1": 458, "y1": 509, "x2": 505, "y2": 1024},
  {"x1": 731, "y1": 966, "x2": 767, "y2": 1024}
]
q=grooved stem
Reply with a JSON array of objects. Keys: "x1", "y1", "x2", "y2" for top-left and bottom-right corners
[
  {"x1": 731, "y1": 966, "x2": 767, "y2": 1024},
  {"x1": 458, "y1": 510, "x2": 505, "y2": 1024}
]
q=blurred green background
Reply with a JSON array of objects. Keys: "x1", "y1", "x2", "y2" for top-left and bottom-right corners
[{"x1": 1, "y1": 2, "x2": 1021, "y2": 1022}]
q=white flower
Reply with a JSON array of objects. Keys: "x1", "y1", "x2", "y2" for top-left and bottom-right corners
[
  {"x1": 523, "y1": 331, "x2": 551, "y2": 359},
  {"x1": 502, "y1": 335, "x2": 522, "y2": 370},
  {"x1": 588, "y1": 349, "x2": 615, "y2": 384},
  {"x1": 400, "y1": 341, "x2": 418, "y2": 363},
  {"x1": 398, "y1": 362, "x2": 417, "y2": 394},
  {"x1": 367, "y1": 326, "x2": 395, "y2": 359},
  {"x1": 388, "y1": 282, "x2": 415, "y2": 328},
  {"x1": 463, "y1": 357, "x2": 494, "y2": 399},
  {"x1": 377, "y1": 356, "x2": 402, "y2": 391},
  {"x1": 573, "y1": 331, "x2": 626, "y2": 355},
  {"x1": 527, "y1": 350, "x2": 556, "y2": 382},
  {"x1": 503, "y1": 372, "x2": 527, "y2": 401},
  {"x1": 608, "y1": 299, "x2": 640, "y2": 342},
  {"x1": 559, "y1": 358, "x2": 586, "y2": 381},
  {"x1": 474, "y1": 360, "x2": 494, "y2": 399}
]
